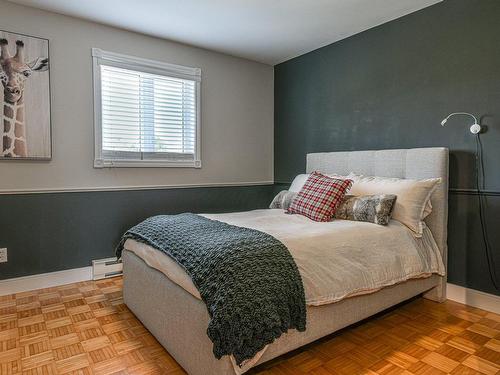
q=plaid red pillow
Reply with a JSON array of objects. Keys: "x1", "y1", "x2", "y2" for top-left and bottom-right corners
[{"x1": 287, "y1": 172, "x2": 353, "y2": 222}]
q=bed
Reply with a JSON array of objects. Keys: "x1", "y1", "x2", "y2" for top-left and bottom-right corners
[{"x1": 121, "y1": 147, "x2": 449, "y2": 375}]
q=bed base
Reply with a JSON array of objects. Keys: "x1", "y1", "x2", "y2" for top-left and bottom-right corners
[{"x1": 123, "y1": 250, "x2": 442, "y2": 375}]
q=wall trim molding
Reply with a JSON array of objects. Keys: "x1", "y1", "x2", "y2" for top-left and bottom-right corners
[
  {"x1": 446, "y1": 283, "x2": 500, "y2": 314},
  {"x1": 274, "y1": 182, "x2": 500, "y2": 196},
  {"x1": 0, "y1": 181, "x2": 274, "y2": 196},
  {"x1": 449, "y1": 188, "x2": 500, "y2": 196},
  {"x1": 0, "y1": 267, "x2": 93, "y2": 296}
]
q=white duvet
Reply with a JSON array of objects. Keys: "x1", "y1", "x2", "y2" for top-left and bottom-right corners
[{"x1": 124, "y1": 208, "x2": 445, "y2": 306}]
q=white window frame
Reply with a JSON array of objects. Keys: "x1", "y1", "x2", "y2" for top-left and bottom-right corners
[{"x1": 92, "y1": 48, "x2": 201, "y2": 168}]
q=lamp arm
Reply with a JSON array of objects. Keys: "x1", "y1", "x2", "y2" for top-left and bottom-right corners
[
  {"x1": 443, "y1": 112, "x2": 478, "y2": 124},
  {"x1": 441, "y1": 112, "x2": 481, "y2": 134}
]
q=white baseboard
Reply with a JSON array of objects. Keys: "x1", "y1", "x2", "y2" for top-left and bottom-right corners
[
  {"x1": 447, "y1": 283, "x2": 500, "y2": 314},
  {"x1": 0, "y1": 266, "x2": 92, "y2": 296}
]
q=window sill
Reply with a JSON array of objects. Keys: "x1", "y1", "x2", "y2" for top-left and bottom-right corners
[{"x1": 94, "y1": 159, "x2": 201, "y2": 168}]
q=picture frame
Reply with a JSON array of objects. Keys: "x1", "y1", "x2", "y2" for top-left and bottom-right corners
[{"x1": 0, "y1": 30, "x2": 51, "y2": 160}]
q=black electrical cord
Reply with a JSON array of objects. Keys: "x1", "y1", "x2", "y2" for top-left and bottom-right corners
[{"x1": 474, "y1": 134, "x2": 499, "y2": 290}]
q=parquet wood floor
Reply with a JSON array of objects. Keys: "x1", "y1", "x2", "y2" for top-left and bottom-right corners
[{"x1": 0, "y1": 277, "x2": 498, "y2": 375}]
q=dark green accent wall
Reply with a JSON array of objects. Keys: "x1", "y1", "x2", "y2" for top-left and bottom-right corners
[
  {"x1": 0, "y1": 185, "x2": 274, "y2": 280},
  {"x1": 274, "y1": 0, "x2": 500, "y2": 295}
]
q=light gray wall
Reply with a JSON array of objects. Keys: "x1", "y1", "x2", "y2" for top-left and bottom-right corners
[{"x1": 0, "y1": 0, "x2": 274, "y2": 192}]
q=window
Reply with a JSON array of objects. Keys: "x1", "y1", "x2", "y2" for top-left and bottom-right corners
[{"x1": 92, "y1": 49, "x2": 201, "y2": 168}]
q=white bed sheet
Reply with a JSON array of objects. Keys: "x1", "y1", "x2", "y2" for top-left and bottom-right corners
[{"x1": 124, "y1": 209, "x2": 445, "y2": 306}]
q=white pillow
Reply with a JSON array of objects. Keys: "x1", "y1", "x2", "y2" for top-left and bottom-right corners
[
  {"x1": 289, "y1": 173, "x2": 351, "y2": 192},
  {"x1": 348, "y1": 174, "x2": 440, "y2": 236},
  {"x1": 289, "y1": 174, "x2": 310, "y2": 192}
]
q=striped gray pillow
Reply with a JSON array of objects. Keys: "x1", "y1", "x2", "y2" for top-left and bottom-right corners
[
  {"x1": 334, "y1": 194, "x2": 397, "y2": 225},
  {"x1": 269, "y1": 190, "x2": 297, "y2": 210}
]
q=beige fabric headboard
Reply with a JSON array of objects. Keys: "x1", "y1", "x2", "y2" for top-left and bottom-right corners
[{"x1": 306, "y1": 147, "x2": 449, "y2": 275}]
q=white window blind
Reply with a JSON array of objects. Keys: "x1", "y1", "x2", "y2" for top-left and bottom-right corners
[{"x1": 92, "y1": 49, "x2": 201, "y2": 168}]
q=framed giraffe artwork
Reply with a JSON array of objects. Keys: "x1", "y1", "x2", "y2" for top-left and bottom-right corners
[{"x1": 0, "y1": 30, "x2": 51, "y2": 160}]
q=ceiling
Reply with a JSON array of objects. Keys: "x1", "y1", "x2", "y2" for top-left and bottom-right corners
[{"x1": 8, "y1": 0, "x2": 442, "y2": 65}]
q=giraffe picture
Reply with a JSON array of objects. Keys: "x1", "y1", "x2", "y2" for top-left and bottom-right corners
[{"x1": 0, "y1": 30, "x2": 50, "y2": 160}]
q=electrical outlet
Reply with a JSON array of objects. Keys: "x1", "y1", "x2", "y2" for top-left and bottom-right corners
[{"x1": 0, "y1": 248, "x2": 7, "y2": 263}]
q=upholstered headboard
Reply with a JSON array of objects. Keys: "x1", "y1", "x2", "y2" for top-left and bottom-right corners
[{"x1": 306, "y1": 147, "x2": 449, "y2": 287}]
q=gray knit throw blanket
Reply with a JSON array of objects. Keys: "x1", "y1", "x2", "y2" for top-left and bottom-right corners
[{"x1": 116, "y1": 213, "x2": 306, "y2": 365}]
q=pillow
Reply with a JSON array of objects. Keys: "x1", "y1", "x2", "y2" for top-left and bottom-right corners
[
  {"x1": 334, "y1": 194, "x2": 397, "y2": 225},
  {"x1": 287, "y1": 172, "x2": 353, "y2": 222},
  {"x1": 289, "y1": 174, "x2": 310, "y2": 192},
  {"x1": 269, "y1": 190, "x2": 297, "y2": 209},
  {"x1": 348, "y1": 174, "x2": 440, "y2": 236}
]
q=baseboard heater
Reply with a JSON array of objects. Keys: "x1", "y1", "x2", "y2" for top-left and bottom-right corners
[{"x1": 92, "y1": 257, "x2": 123, "y2": 280}]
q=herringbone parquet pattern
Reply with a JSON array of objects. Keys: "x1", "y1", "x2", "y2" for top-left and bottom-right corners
[{"x1": 0, "y1": 277, "x2": 498, "y2": 375}]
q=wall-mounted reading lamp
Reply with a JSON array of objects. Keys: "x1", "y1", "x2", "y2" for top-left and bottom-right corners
[
  {"x1": 440, "y1": 111, "x2": 498, "y2": 290},
  {"x1": 441, "y1": 112, "x2": 481, "y2": 134}
]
